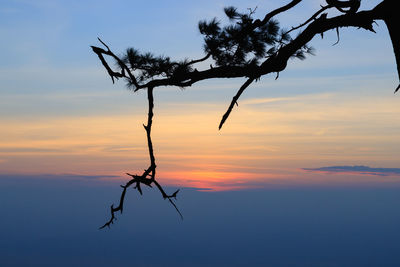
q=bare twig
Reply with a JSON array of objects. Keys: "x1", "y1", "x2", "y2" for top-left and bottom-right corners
[
  {"x1": 255, "y1": 0, "x2": 303, "y2": 28},
  {"x1": 186, "y1": 53, "x2": 211, "y2": 66},
  {"x1": 285, "y1": 4, "x2": 331, "y2": 35},
  {"x1": 219, "y1": 78, "x2": 255, "y2": 130},
  {"x1": 91, "y1": 38, "x2": 139, "y2": 87},
  {"x1": 332, "y1": 27, "x2": 340, "y2": 46},
  {"x1": 100, "y1": 87, "x2": 182, "y2": 229}
]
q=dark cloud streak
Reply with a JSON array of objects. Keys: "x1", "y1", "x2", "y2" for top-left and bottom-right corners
[{"x1": 303, "y1": 165, "x2": 400, "y2": 177}]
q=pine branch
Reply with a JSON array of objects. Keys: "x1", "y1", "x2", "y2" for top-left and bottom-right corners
[
  {"x1": 93, "y1": 1, "x2": 399, "y2": 227},
  {"x1": 219, "y1": 78, "x2": 255, "y2": 130}
]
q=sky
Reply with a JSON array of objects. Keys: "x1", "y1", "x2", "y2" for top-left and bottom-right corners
[
  {"x1": 1, "y1": 0, "x2": 400, "y2": 266},
  {"x1": 1, "y1": 0, "x2": 399, "y2": 189}
]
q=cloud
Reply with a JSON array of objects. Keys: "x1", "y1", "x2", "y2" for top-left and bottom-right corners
[
  {"x1": 0, "y1": 147, "x2": 67, "y2": 153},
  {"x1": 0, "y1": 173, "x2": 120, "y2": 181},
  {"x1": 303, "y1": 166, "x2": 400, "y2": 177},
  {"x1": 48, "y1": 174, "x2": 120, "y2": 180},
  {"x1": 240, "y1": 93, "x2": 335, "y2": 106}
]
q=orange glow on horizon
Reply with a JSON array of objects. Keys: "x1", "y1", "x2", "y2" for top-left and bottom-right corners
[
  {"x1": 1, "y1": 92, "x2": 400, "y2": 190},
  {"x1": 157, "y1": 170, "x2": 271, "y2": 191}
]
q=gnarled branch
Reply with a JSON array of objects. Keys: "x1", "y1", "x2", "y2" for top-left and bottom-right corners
[
  {"x1": 94, "y1": 0, "x2": 399, "y2": 227},
  {"x1": 100, "y1": 87, "x2": 182, "y2": 229}
]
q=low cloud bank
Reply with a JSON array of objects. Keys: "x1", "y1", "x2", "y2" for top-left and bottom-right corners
[{"x1": 303, "y1": 165, "x2": 400, "y2": 177}]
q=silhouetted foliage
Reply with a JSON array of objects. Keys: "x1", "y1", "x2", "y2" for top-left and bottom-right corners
[{"x1": 92, "y1": 0, "x2": 400, "y2": 228}]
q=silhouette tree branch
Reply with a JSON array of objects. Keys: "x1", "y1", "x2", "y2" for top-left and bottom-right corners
[
  {"x1": 257, "y1": 0, "x2": 303, "y2": 27},
  {"x1": 372, "y1": 0, "x2": 400, "y2": 92},
  {"x1": 91, "y1": 38, "x2": 138, "y2": 87},
  {"x1": 285, "y1": 4, "x2": 332, "y2": 35},
  {"x1": 219, "y1": 78, "x2": 255, "y2": 130},
  {"x1": 326, "y1": 0, "x2": 361, "y2": 13},
  {"x1": 93, "y1": 0, "x2": 399, "y2": 227},
  {"x1": 99, "y1": 87, "x2": 182, "y2": 229},
  {"x1": 92, "y1": 4, "x2": 389, "y2": 115}
]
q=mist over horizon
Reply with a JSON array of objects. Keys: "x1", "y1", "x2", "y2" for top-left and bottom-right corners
[{"x1": 1, "y1": 175, "x2": 400, "y2": 266}]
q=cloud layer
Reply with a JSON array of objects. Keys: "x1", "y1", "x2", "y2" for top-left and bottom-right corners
[{"x1": 303, "y1": 165, "x2": 400, "y2": 177}]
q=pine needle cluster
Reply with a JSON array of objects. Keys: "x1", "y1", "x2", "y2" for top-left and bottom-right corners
[{"x1": 199, "y1": 6, "x2": 314, "y2": 67}]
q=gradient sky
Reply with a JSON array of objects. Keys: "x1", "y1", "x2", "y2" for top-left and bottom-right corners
[
  {"x1": 2, "y1": 1, "x2": 400, "y2": 266},
  {"x1": 1, "y1": 0, "x2": 399, "y2": 191}
]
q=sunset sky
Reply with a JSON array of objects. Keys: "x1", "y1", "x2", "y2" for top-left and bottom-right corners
[
  {"x1": 1, "y1": 0, "x2": 399, "y2": 190},
  {"x1": 1, "y1": 1, "x2": 400, "y2": 266}
]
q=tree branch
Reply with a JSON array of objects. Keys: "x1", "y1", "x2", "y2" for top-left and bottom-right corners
[
  {"x1": 91, "y1": 38, "x2": 139, "y2": 87},
  {"x1": 92, "y1": 4, "x2": 384, "y2": 95},
  {"x1": 326, "y1": 0, "x2": 360, "y2": 14},
  {"x1": 94, "y1": 1, "x2": 399, "y2": 227},
  {"x1": 219, "y1": 78, "x2": 255, "y2": 130},
  {"x1": 373, "y1": 0, "x2": 400, "y2": 91},
  {"x1": 99, "y1": 87, "x2": 182, "y2": 229},
  {"x1": 255, "y1": 0, "x2": 303, "y2": 28},
  {"x1": 186, "y1": 53, "x2": 211, "y2": 66},
  {"x1": 285, "y1": 4, "x2": 331, "y2": 35}
]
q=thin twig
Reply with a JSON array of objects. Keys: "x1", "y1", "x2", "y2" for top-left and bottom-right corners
[
  {"x1": 285, "y1": 5, "x2": 331, "y2": 35},
  {"x1": 255, "y1": 0, "x2": 302, "y2": 28},
  {"x1": 219, "y1": 78, "x2": 255, "y2": 130},
  {"x1": 332, "y1": 27, "x2": 340, "y2": 46},
  {"x1": 100, "y1": 86, "x2": 182, "y2": 229}
]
